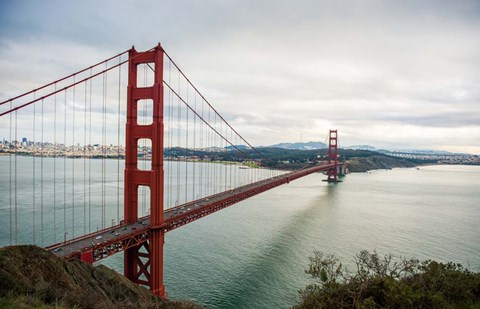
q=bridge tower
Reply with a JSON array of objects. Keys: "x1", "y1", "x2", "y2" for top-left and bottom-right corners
[
  {"x1": 124, "y1": 44, "x2": 166, "y2": 297},
  {"x1": 326, "y1": 130, "x2": 339, "y2": 182}
]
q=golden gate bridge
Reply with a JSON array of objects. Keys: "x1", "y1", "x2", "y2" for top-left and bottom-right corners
[{"x1": 0, "y1": 43, "x2": 345, "y2": 297}]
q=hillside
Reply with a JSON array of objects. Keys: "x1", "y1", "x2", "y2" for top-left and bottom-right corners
[
  {"x1": 267, "y1": 141, "x2": 327, "y2": 150},
  {"x1": 346, "y1": 155, "x2": 417, "y2": 173},
  {"x1": 0, "y1": 245, "x2": 202, "y2": 309},
  {"x1": 166, "y1": 147, "x2": 426, "y2": 172}
]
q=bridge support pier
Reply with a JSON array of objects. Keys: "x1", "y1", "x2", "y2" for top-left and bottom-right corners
[{"x1": 124, "y1": 44, "x2": 166, "y2": 298}]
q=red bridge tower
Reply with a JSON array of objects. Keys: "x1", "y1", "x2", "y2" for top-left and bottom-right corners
[
  {"x1": 326, "y1": 130, "x2": 339, "y2": 182},
  {"x1": 124, "y1": 44, "x2": 166, "y2": 297}
]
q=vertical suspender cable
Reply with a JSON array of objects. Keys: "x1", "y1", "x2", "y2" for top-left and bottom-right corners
[
  {"x1": 102, "y1": 67, "x2": 107, "y2": 228},
  {"x1": 213, "y1": 113, "x2": 220, "y2": 193},
  {"x1": 168, "y1": 61, "x2": 173, "y2": 209},
  {"x1": 63, "y1": 89, "x2": 67, "y2": 240},
  {"x1": 222, "y1": 121, "x2": 225, "y2": 191},
  {"x1": 205, "y1": 102, "x2": 208, "y2": 196},
  {"x1": 72, "y1": 77, "x2": 75, "y2": 238},
  {"x1": 234, "y1": 135, "x2": 238, "y2": 188},
  {"x1": 213, "y1": 112, "x2": 216, "y2": 193},
  {"x1": 185, "y1": 84, "x2": 188, "y2": 203},
  {"x1": 207, "y1": 106, "x2": 211, "y2": 196},
  {"x1": 84, "y1": 81, "x2": 87, "y2": 235},
  {"x1": 221, "y1": 121, "x2": 224, "y2": 191},
  {"x1": 200, "y1": 98, "x2": 204, "y2": 198},
  {"x1": 193, "y1": 92, "x2": 196, "y2": 200},
  {"x1": 14, "y1": 110, "x2": 18, "y2": 244},
  {"x1": 214, "y1": 113, "x2": 217, "y2": 193},
  {"x1": 167, "y1": 61, "x2": 172, "y2": 208},
  {"x1": 164, "y1": 65, "x2": 168, "y2": 209},
  {"x1": 228, "y1": 131, "x2": 236, "y2": 189},
  {"x1": 105, "y1": 66, "x2": 109, "y2": 226},
  {"x1": 117, "y1": 56, "x2": 121, "y2": 223},
  {"x1": 88, "y1": 71, "x2": 92, "y2": 232},
  {"x1": 53, "y1": 85, "x2": 57, "y2": 243},
  {"x1": 9, "y1": 101, "x2": 12, "y2": 245},
  {"x1": 33, "y1": 93, "x2": 36, "y2": 244},
  {"x1": 224, "y1": 122, "x2": 227, "y2": 191},
  {"x1": 41, "y1": 98, "x2": 44, "y2": 245},
  {"x1": 176, "y1": 74, "x2": 180, "y2": 206}
]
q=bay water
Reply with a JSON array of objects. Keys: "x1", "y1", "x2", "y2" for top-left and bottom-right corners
[{"x1": 0, "y1": 156, "x2": 479, "y2": 308}]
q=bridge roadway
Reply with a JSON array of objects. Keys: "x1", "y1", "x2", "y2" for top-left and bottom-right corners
[{"x1": 47, "y1": 162, "x2": 339, "y2": 263}]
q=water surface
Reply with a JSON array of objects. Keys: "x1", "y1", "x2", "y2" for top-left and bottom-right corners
[{"x1": 1, "y1": 158, "x2": 479, "y2": 308}]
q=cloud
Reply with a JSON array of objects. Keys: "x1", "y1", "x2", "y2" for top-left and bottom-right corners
[{"x1": 1, "y1": 0, "x2": 479, "y2": 153}]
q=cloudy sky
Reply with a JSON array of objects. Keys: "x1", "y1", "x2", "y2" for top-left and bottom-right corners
[{"x1": 1, "y1": 0, "x2": 479, "y2": 153}]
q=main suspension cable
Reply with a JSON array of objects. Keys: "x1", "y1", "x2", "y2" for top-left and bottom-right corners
[
  {"x1": 163, "y1": 51, "x2": 264, "y2": 159},
  {"x1": 0, "y1": 50, "x2": 129, "y2": 106}
]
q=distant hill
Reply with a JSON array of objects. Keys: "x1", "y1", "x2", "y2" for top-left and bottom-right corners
[
  {"x1": 345, "y1": 145, "x2": 458, "y2": 155},
  {"x1": 267, "y1": 141, "x2": 327, "y2": 150},
  {"x1": 379, "y1": 149, "x2": 455, "y2": 155},
  {"x1": 345, "y1": 144, "x2": 377, "y2": 151},
  {"x1": 225, "y1": 144, "x2": 248, "y2": 150}
]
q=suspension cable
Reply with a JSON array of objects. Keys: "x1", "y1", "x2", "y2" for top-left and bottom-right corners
[
  {"x1": 163, "y1": 51, "x2": 264, "y2": 159},
  {"x1": 0, "y1": 50, "x2": 129, "y2": 106},
  {"x1": 163, "y1": 81, "x2": 253, "y2": 158}
]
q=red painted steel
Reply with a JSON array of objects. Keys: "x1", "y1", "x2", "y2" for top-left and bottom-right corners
[
  {"x1": 50, "y1": 162, "x2": 342, "y2": 263},
  {"x1": 327, "y1": 130, "x2": 338, "y2": 182},
  {"x1": 124, "y1": 44, "x2": 166, "y2": 298},
  {"x1": 80, "y1": 249, "x2": 94, "y2": 264}
]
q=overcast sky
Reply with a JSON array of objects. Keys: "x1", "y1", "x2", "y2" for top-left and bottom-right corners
[{"x1": 0, "y1": 0, "x2": 479, "y2": 153}]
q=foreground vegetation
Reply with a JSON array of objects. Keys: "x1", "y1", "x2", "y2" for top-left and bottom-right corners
[
  {"x1": 0, "y1": 245, "x2": 202, "y2": 309},
  {"x1": 294, "y1": 250, "x2": 480, "y2": 308}
]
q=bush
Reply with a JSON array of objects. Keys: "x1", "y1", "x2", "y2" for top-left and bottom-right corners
[{"x1": 294, "y1": 250, "x2": 480, "y2": 308}]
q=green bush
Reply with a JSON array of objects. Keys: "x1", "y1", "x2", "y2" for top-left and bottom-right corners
[{"x1": 294, "y1": 250, "x2": 480, "y2": 308}]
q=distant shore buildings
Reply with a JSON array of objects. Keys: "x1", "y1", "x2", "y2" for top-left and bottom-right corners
[{"x1": 1, "y1": 139, "x2": 478, "y2": 165}]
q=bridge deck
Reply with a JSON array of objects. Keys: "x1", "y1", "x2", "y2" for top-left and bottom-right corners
[{"x1": 47, "y1": 163, "x2": 339, "y2": 262}]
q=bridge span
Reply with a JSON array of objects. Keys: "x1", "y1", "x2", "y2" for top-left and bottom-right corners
[
  {"x1": 47, "y1": 162, "x2": 343, "y2": 265},
  {"x1": 1, "y1": 43, "x2": 346, "y2": 297}
]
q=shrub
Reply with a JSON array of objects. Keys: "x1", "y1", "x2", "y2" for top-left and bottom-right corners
[{"x1": 294, "y1": 250, "x2": 480, "y2": 308}]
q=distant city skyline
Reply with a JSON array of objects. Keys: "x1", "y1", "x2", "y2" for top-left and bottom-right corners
[
  {"x1": 1, "y1": 136, "x2": 478, "y2": 156},
  {"x1": 0, "y1": 1, "x2": 479, "y2": 154}
]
